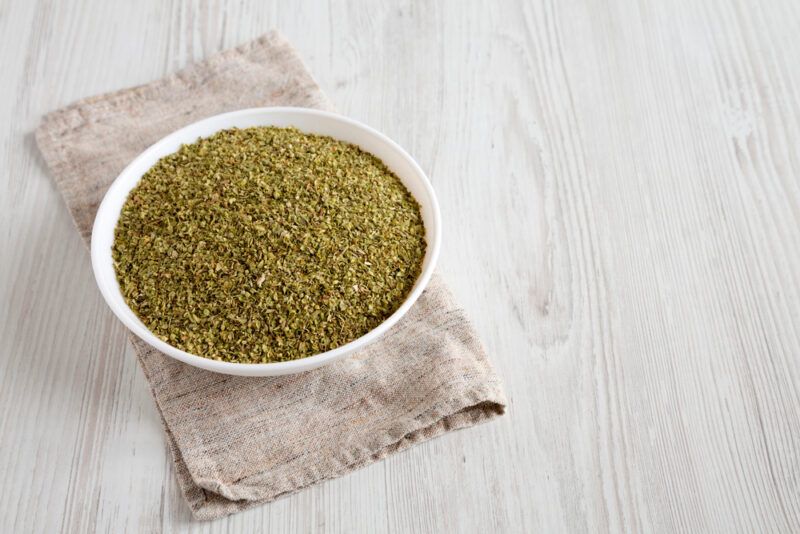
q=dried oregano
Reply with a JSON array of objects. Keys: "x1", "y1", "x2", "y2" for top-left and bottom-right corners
[{"x1": 112, "y1": 126, "x2": 426, "y2": 363}]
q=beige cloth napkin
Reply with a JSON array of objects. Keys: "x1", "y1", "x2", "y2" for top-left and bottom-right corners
[{"x1": 36, "y1": 31, "x2": 506, "y2": 520}]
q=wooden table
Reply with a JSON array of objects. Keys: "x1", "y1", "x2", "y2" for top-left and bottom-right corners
[{"x1": 2, "y1": 1, "x2": 799, "y2": 532}]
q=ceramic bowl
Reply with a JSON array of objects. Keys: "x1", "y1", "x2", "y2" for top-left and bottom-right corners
[{"x1": 91, "y1": 107, "x2": 441, "y2": 376}]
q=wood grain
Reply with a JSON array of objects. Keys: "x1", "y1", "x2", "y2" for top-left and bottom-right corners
[{"x1": 1, "y1": 0, "x2": 799, "y2": 532}]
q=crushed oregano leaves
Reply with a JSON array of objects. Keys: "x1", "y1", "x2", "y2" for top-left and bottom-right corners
[{"x1": 112, "y1": 126, "x2": 426, "y2": 363}]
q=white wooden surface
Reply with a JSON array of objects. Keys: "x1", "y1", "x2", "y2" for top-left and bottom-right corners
[{"x1": 2, "y1": 0, "x2": 800, "y2": 532}]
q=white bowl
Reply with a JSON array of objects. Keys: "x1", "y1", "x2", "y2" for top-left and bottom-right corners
[{"x1": 91, "y1": 107, "x2": 441, "y2": 376}]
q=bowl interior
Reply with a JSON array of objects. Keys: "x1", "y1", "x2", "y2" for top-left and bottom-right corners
[{"x1": 91, "y1": 108, "x2": 440, "y2": 376}]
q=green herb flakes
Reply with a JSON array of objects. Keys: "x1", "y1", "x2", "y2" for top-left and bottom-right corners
[{"x1": 112, "y1": 126, "x2": 426, "y2": 363}]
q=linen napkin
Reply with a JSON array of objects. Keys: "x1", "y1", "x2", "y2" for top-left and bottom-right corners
[{"x1": 35, "y1": 31, "x2": 506, "y2": 520}]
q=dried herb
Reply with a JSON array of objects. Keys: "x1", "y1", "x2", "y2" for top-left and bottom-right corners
[{"x1": 112, "y1": 126, "x2": 426, "y2": 363}]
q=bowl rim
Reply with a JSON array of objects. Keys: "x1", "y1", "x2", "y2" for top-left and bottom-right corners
[{"x1": 90, "y1": 107, "x2": 441, "y2": 376}]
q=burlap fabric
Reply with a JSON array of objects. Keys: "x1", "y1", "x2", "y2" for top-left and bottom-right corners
[{"x1": 35, "y1": 31, "x2": 506, "y2": 520}]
